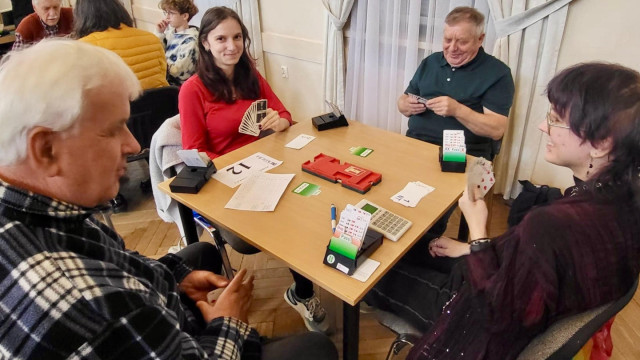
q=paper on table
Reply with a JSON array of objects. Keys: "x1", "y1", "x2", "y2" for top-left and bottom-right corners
[
  {"x1": 212, "y1": 152, "x2": 282, "y2": 188},
  {"x1": 224, "y1": 172, "x2": 295, "y2": 211},
  {"x1": 391, "y1": 181, "x2": 435, "y2": 207},
  {"x1": 350, "y1": 258, "x2": 380, "y2": 282},
  {"x1": 285, "y1": 134, "x2": 315, "y2": 149}
]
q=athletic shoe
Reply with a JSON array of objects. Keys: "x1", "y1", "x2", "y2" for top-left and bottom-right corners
[{"x1": 284, "y1": 283, "x2": 331, "y2": 333}]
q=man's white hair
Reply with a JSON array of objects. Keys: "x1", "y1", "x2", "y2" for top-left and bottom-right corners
[
  {"x1": 0, "y1": 39, "x2": 141, "y2": 166},
  {"x1": 32, "y1": 0, "x2": 61, "y2": 5}
]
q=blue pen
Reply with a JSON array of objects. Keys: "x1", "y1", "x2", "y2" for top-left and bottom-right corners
[{"x1": 331, "y1": 204, "x2": 337, "y2": 233}]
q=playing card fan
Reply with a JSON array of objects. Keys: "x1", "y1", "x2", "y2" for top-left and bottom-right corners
[{"x1": 238, "y1": 99, "x2": 268, "y2": 136}]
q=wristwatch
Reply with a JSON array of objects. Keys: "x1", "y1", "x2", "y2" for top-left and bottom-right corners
[{"x1": 469, "y1": 238, "x2": 491, "y2": 253}]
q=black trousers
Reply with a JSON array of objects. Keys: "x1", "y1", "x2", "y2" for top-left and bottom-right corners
[{"x1": 364, "y1": 234, "x2": 465, "y2": 333}]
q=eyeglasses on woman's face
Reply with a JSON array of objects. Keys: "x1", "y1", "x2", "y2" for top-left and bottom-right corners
[{"x1": 546, "y1": 109, "x2": 571, "y2": 135}]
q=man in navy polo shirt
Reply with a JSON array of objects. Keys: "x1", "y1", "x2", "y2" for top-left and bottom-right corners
[{"x1": 398, "y1": 6, "x2": 514, "y2": 160}]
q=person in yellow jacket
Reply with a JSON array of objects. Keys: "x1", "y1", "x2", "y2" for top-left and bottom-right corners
[{"x1": 75, "y1": 0, "x2": 169, "y2": 90}]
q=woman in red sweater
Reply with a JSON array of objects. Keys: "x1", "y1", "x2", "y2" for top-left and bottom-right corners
[
  {"x1": 179, "y1": 8, "x2": 290, "y2": 159},
  {"x1": 179, "y1": 7, "x2": 330, "y2": 334}
]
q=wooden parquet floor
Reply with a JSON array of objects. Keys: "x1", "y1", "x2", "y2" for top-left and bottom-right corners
[{"x1": 111, "y1": 162, "x2": 639, "y2": 359}]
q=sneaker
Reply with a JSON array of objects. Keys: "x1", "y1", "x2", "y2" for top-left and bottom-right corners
[{"x1": 284, "y1": 283, "x2": 331, "y2": 333}]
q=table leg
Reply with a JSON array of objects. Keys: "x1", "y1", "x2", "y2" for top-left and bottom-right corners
[
  {"x1": 178, "y1": 203, "x2": 199, "y2": 244},
  {"x1": 343, "y1": 301, "x2": 360, "y2": 360}
]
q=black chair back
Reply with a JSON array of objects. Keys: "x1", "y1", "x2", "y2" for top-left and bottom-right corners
[{"x1": 127, "y1": 86, "x2": 180, "y2": 152}]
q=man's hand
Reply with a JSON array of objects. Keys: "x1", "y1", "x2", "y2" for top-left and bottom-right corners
[
  {"x1": 260, "y1": 108, "x2": 290, "y2": 132},
  {"x1": 397, "y1": 94, "x2": 427, "y2": 117},
  {"x1": 179, "y1": 270, "x2": 230, "y2": 303},
  {"x1": 425, "y1": 96, "x2": 460, "y2": 117},
  {"x1": 428, "y1": 236, "x2": 470, "y2": 258},
  {"x1": 156, "y1": 19, "x2": 170, "y2": 33},
  {"x1": 458, "y1": 188, "x2": 489, "y2": 240},
  {"x1": 196, "y1": 269, "x2": 254, "y2": 324}
]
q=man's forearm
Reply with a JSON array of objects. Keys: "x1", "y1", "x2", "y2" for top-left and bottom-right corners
[{"x1": 453, "y1": 105, "x2": 507, "y2": 140}]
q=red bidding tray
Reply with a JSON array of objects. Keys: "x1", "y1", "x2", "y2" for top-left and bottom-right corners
[{"x1": 301, "y1": 153, "x2": 382, "y2": 194}]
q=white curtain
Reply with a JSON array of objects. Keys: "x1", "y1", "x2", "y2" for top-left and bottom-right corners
[
  {"x1": 345, "y1": 0, "x2": 495, "y2": 133},
  {"x1": 191, "y1": 0, "x2": 266, "y2": 76},
  {"x1": 321, "y1": 0, "x2": 355, "y2": 111},
  {"x1": 488, "y1": 0, "x2": 573, "y2": 198}
]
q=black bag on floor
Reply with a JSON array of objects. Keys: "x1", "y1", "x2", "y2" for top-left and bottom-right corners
[{"x1": 508, "y1": 180, "x2": 562, "y2": 228}]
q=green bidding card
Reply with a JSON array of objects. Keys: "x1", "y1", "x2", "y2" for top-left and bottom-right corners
[
  {"x1": 350, "y1": 146, "x2": 374, "y2": 157},
  {"x1": 292, "y1": 182, "x2": 320, "y2": 196},
  {"x1": 329, "y1": 237, "x2": 358, "y2": 260}
]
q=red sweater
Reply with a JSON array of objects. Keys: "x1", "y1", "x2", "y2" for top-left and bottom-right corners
[
  {"x1": 179, "y1": 73, "x2": 292, "y2": 159},
  {"x1": 14, "y1": 8, "x2": 73, "y2": 44}
]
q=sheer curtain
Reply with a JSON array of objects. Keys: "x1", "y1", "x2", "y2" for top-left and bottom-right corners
[
  {"x1": 488, "y1": 0, "x2": 574, "y2": 198},
  {"x1": 191, "y1": 0, "x2": 266, "y2": 76},
  {"x1": 345, "y1": 0, "x2": 494, "y2": 133},
  {"x1": 321, "y1": 0, "x2": 355, "y2": 111}
]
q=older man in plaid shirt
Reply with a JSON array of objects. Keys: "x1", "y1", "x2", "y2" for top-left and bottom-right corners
[{"x1": 0, "y1": 39, "x2": 337, "y2": 360}]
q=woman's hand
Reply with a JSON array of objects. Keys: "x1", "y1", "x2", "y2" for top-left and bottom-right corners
[
  {"x1": 179, "y1": 270, "x2": 230, "y2": 303},
  {"x1": 458, "y1": 188, "x2": 489, "y2": 240},
  {"x1": 260, "y1": 108, "x2": 290, "y2": 132},
  {"x1": 428, "y1": 236, "x2": 470, "y2": 258},
  {"x1": 196, "y1": 269, "x2": 254, "y2": 324}
]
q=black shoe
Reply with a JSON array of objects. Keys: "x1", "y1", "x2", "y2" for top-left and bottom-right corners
[{"x1": 109, "y1": 193, "x2": 128, "y2": 213}]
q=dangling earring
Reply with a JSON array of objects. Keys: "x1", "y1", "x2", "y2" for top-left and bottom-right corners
[{"x1": 586, "y1": 156, "x2": 594, "y2": 178}]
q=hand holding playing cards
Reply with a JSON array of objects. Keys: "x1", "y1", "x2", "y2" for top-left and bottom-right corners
[
  {"x1": 398, "y1": 94, "x2": 427, "y2": 117},
  {"x1": 428, "y1": 236, "x2": 470, "y2": 258},
  {"x1": 196, "y1": 269, "x2": 254, "y2": 324},
  {"x1": 260, "y1": 108, "x2": 290, "y2": 132},
  {"x1": 466, "y1": 158, "x2": 495, "y2": 201},
  {"x1": 425, "y1": 96, "x2": 460, "y2": 117},
  {"x1": 458, "y1": 188, "x2": 489, "y2": 240}
]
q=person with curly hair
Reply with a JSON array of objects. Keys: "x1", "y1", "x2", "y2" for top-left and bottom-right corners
[{"x1": 156, "y1": 0, "x2": 199, "y2": 86}]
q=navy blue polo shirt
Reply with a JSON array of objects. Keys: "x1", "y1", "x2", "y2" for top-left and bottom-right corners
[{"x1": 405, "y1": 47, "x2": 514, "y2": 158}]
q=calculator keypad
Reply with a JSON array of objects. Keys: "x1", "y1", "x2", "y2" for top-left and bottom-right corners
[{"x1": 356, "y1": 201, "x2": 411, "y2": 241}]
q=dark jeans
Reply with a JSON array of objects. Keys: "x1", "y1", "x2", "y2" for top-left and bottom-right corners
[{"x1": 174, "y1": 243, "x2": 338, "y2": 359}]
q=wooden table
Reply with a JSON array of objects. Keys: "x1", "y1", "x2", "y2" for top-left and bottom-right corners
[
  {"x1": 0, "y1": 24, "x2": 15, "y2": 54},
  {"x1": 158, "y1": 120, "x2": 468, "y2": 359}
]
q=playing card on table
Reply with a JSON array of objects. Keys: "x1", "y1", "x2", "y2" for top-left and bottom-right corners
[
  {"x1": 466, "y1": 157, "x2": 495, "y2": 200},
  {"x1": 238, "y1": 99, "x2": 268, "y2": 136},
  {"x1": 391, "y1": 181, "x2": 435, "y2": 207}
]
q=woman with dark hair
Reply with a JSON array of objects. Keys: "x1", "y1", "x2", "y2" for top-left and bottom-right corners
[
  {"x1": 180, "y1": 6, "x2": 290, "y2": 159},
  {"x1": 179, "y1": 7, "x2": 331, "y2": 334},
  {"x1": 75, "y1": 0, "x2": 169, "y2": 90},
  {"x1": 368, "y1": 63, "x2": 640, "y2": 360}
]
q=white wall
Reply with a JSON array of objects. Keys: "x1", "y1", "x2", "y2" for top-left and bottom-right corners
[
  {"x1": 259, "y1": 0, "x2": 325, "y2": 123},
  {"x1": 530, "y1": 0, "x2": 640, "y2": 190}
]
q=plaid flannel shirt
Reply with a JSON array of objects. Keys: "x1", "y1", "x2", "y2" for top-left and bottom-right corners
[
  {"x1": 11, "y1": 18, "x2": 60, "y2": 51},
  {"x1": 0, "y1": 180, "x2": 261, "y2": 359}
]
